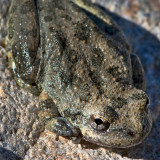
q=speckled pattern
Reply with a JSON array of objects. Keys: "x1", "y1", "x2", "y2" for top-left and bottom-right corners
[
  {"x1": 0, "y1": 0, "x2": 160, "y2": 159},
  {"x1": 6, "y1": 0, "x2": 152, "y2": 149}
]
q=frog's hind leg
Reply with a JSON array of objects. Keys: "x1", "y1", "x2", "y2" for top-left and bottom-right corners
[
  {"x1": 38, "y1": 91, "x2": 81, "y2": 143},
  {"x1": 131, "y1": 54, "x2": 146, "y2": 91},
  {"x1": 6, "y1": 0, "x2": 40, "y2": 95}
]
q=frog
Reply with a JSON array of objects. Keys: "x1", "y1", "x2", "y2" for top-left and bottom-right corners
[{"x1": 5, "y1": 0, "x2": 152, "y2": 148}]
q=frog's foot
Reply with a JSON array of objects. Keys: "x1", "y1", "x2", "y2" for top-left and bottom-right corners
[
  {"x1": 131, "y1": 54, "x2": 146, "y2": 91},
  {"x1": 38, "y1": 91, "x2": 81, "y2": 143},
  {"x1": 46, "y1": 117, "x2": 81, "y2": 143}
]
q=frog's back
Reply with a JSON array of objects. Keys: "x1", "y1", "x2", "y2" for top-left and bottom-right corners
[{"x1": 37, "y1": 0, "x2": 132, "y2": 110}]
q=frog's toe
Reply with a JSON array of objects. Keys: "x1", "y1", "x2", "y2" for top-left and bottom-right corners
[
  {"x1": 71, "y1": 136, "x2": 82, "y2": 144},
  {"x1": 48, "y1": 117, "x2": 81, "y2": 138}
]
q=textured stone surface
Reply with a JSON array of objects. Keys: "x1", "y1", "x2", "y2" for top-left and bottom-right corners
[{"x1": 0, "y1": 0, "x2": 160, "y2": 159}]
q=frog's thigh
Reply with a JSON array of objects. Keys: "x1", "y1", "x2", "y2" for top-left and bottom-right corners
[
  {"x1": 38, "y1": 91, "x2": 80, "y2": 141},
  {"x1": 6, "y1": 0, "x2": 40, "y2": 90},
  {"x1": 131, "y1": 54, "x2": 146, "y2": 91}
]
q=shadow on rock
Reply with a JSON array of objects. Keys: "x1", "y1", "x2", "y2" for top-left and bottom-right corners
[{"x1": 0, "y1": 147, "x2": 23, "y2": 160}]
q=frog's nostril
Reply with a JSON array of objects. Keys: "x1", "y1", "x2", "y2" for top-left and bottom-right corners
[
  {"x1": 146, "y1": 97, "x2": 150, "y2": 106},
  {"x1": 143, "y1": 125, "x2": 145, "y2": 130},
  {"x1": 128, "y1": 131, "x2": 134, "y2": 137}
]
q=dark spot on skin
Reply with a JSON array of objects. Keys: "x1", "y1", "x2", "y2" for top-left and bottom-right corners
[
  {"x1": 108, "y1": 66, "x2": 125, "y2": 83},
  {"x1": 71, "y1": 116, "x2": 75, "y2": 121},
  {"x1": 8, "y1": 31, "x2": 14, "y2": 39},
  {"x1": 44, "y1": 16, "x2": 53, "y2": 22},
  {"x1": 47, "y1": 29, "x2": 67, "y2": 54},
  {"x1": 131, "y1": 93, "x2": 146, "y2": 101},
  {"x1": 143, "y1": 125, "x2": 145, "y2": 130},
  {"x1": 88, "y1": 71, "x2": 103, "y2": 95},
  {"x1": 108, "y1": 66, "x2": 119, "y2": 77},
  {"x1": 108, "y1": 40, "x2": 129, "y2": 63},
  {"x1": 63, "y1": 109, "x2": 72, "y2": 118},
  {"x1": 107, "y1": 39, "x2": 116, "y2": 48},
  {"x1": 63, "y1": 109, "x2": 82, "y2": 122},
  {"x1": 20, "y1": 1, "x2": 35, "y2": 14},
  {"x1": 80, "y1": 93, "x2": 91, "y2": 103},
  {"x1": 8, "y1": 26, "x2": 14, "y2": 38},
  {"x1": 49, "y1": 27, "x2": 55, "y2": 32},
  {"x1": 70, "y1": 75, "x2": 91, "y2": 102},
  {"x1": 91, "y1": 48, "x2": 104, "y2": 66},
  {"x1": 20, "y1": 27, "x2": 28, "y2": 36},
  {"x1": 70, "y1": 75, "x2": 81, "y2": 85},
  {"x1": 61, "y1": 14, "x2": 72, "y2": 21},
  {"x1": 54, "y1": 31, "x2": 67, "y2": 50},
  {"x1": 103, "y1": 106, "x2": 118, "y2": 122},
  {"x1": 31, "y1": 29, "x2": 38, "y2": 38},
  {"x1": 39, "y1": 99, "x2": 56, "y2": 109},
  {"x1": 52, "y1": 1, "x2": 65, "y2": 10},
  {"x1": 30, "y1": 82, "x2": 37, "y2": 86},
  {"x1": 108, "y1": 41, "x2": 128, "y2": 63},
  {"x1": 48, "y1": 81, "x2": 56, "y2": 90},
  {"x1": 58, "y1": 71, "x2": 70, "y2": 89},
  {"x1": 89, "y1": 71, "x2": 100, "y2": 85},
  {"x1": 111, "y1": 97, "x2": 127, "y2": 109},
  {"x1": 128, "y1": 131, "x2": 134, "y2": 137},
  {"x1": 67, "y1": 49, "x2": 78, "y2": 63},
  {"x1": 37, "y1": 5, "x2": 45, "y2": 12},
  {"x1": 26, "y1": 48, "x2": 37, "y2": 61},
  {"x1": 12, "y1": 44, "x2": 17, "y2": 58},
  {"x1": 74, "y1": 20, "x2": 91, "y2": 41}
]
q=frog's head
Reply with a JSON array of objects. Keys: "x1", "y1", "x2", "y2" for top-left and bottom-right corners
[{"x1": 80, "y1": 88, "x2": 152, "y2": 148}]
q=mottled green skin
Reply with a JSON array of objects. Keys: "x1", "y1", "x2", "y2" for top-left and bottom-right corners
[{"x1": 6, "y1": 0, "x2": 152, "y2": 148}]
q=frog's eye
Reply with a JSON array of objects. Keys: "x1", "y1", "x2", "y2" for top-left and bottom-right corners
[{"x1": 90, "y1": 116, "x2": 110, "y2": 132}]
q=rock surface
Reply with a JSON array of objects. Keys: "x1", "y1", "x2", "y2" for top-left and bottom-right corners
[{"x1": 0, "y1": 0, "x2": 160, "y2": 159}]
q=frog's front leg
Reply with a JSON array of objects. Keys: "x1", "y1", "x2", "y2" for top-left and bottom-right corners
[
  {"x1": 38, "y1": 91, "x2": 81, "y2": 143},
  {"x1": 6, "y1": 0, "x2": 40, "y2": 94},
  {"x1": 131, "y1": 54, "x2": 146, "y2": 91}
]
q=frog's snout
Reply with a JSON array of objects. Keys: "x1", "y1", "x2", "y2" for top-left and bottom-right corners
[
  {"x1": 137, "y1": 96, "x2": 150, "y2": 110},
  {"x1": 126, "y1": 88, "x2": 150, "y2": 112}
]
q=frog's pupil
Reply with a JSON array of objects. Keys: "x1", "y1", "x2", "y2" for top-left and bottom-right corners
[{"x1": 94, "y1": 118, "x2": 103, "y2": 125}]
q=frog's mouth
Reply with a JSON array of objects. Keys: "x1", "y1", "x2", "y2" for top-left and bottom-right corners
[{"x1": 83, "y1": 104, "x2": 152, "y2": 148}]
